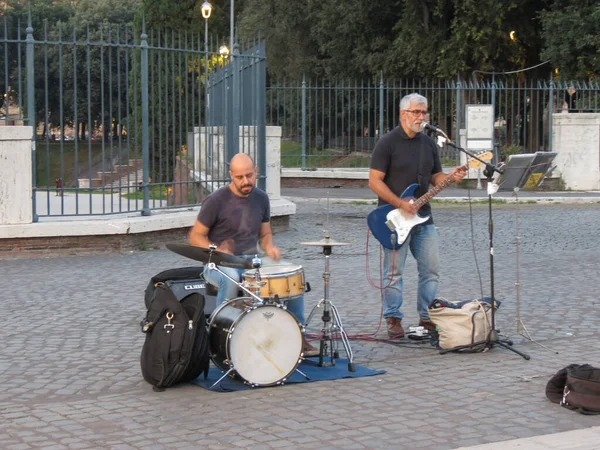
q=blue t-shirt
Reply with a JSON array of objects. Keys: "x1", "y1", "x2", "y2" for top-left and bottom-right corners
[{"x1": 197, "y1": 186, "x2": 270, "y2": 255}]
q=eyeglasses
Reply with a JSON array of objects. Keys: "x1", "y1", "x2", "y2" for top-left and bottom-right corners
[{"x1": 404, "y1": 109, "x2": 428, "y2": 117}]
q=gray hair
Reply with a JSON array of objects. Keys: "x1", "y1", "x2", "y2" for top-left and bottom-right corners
[{"x1": 400, "y1": 93, "x2": 428, "y2": 111}]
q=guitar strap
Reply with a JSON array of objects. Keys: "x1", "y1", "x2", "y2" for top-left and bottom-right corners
[{"x1": 416, "y1": 140, "x2": 427, "y2": 196}]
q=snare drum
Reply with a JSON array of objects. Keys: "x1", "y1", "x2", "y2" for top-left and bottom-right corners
[
  {"x1": 242, "y1": 264, "x2": 305, "y2": 301},
  {"x1": 208, "y1": 297, "x2": 303, "y2": 386}
]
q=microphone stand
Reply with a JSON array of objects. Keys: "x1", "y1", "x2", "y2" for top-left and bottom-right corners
[{"x1": 440, "y1": 139, "x2": 530, "y2": 360}]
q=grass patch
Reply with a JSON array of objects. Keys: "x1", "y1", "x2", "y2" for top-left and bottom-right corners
[
  {"x1": 430, "y1": 198, "x2": 508, "y2": 205},
  {"x1": 335, "y1": 200, "x2": 374, "y2": 205},
  {"x1": 35, "y1": 141, "x2": 134, "y2": 188},
  {"x1": 281, "y1": 140, "x2": 370, "y2": 168},
  {"x1": 121, "y1": 184, "x2": 170, "y2": 201}
]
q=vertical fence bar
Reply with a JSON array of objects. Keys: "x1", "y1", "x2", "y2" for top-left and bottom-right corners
[
  {"x1": 548, "y1": 79, "x2": 554, "y2": 152},
  {"x1": 379, "y1": 72, "x2": 383, "y2": 142},
  {"x1": 140, "y1": 19, "x2": 151, "y2": 215},
  {"x1": 231, "y1": 43, "x2": 240, "y2": 163},
  {"x1": 43, "y1": 22, "x2": 50, "y2": 211},
  {"x1": 86, "y1": 25, "x2": 93, "y2": 213},
  {"x1": 455, "y1": 76, "x2": 462, "y2": 165},
  {"x1": 257, "y1": 44, "x2": 266, "y2": 191},
  {"x1": 301, "y1": 74, "x2": 306, "y2": 170},
  {"x1": 4, "y1": 17, "x2": 10, "y2": 127},
  {"x1": 26, "y1": 9, "x2": 38, "y2": 221}
]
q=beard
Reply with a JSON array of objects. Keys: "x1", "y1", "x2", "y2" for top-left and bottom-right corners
[
  {"x1": 408, "y1": 121, "x2": 424, "y2": 134},
  {"x1": 234, "y1": 183, "x2": 253, "y2": 196}
]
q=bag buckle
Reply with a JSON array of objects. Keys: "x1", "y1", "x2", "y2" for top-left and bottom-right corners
[{"x1": 164, "y1": 312, "x2": 175, "y2": 332}]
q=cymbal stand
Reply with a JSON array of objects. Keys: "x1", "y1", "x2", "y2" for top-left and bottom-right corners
[{"x1": 305, "y1": 237, "x2": 355, "y2": 372}]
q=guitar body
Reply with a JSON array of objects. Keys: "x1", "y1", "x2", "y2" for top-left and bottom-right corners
[{"x1": 367, "y1": 183, "x2": 430, "y2": 250}]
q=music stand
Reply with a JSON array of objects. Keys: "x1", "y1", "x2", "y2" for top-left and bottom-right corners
[
  {"x1": 496, "y1": 152, "x2": 557, "y2": 191},
  {"x1": 497, "y1": 153, "x2": 559, "y2": 353},
  {"x1": 442, "y1": 140, "x2": 530, "y2": 359}
]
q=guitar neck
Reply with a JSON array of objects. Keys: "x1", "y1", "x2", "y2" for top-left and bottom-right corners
[{"x1": 413, "y1": 164, "x2": 467, "y2": 209}]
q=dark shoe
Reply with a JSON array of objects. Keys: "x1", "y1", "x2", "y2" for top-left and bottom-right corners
[
  {"x1": 386, "y1": 317, "x2": 405, "y2": 338},
  {"x1": 419, "y1": 318, "x2": 437, "y2": 332},
  {"x1": 302, "y1": 337, "x2": 320, "y2": 357}
]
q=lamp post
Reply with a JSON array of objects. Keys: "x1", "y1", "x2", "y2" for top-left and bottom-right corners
[{"x1": 201, "y1": 1, "x2": 212, "y2": 126}]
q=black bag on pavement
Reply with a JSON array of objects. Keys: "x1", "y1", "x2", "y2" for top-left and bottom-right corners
[
  {"x1": 140, "y1": 282, "x2": 210, "y2": 391},
  {"x1": 546, "y1": 364, "x2": 600, "y2": 415}
]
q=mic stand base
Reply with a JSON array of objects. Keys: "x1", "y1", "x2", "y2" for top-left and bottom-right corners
[{"x1": 438, "y1": 329, "x2": 531, "y2": 360}]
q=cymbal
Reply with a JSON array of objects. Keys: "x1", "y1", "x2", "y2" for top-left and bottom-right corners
[
  {"x1": 299, "y1": 237, "x2": 351, "y2": 247},
  {"x1": 166, "y1": 243, "x2": 252, "y2": 269}
]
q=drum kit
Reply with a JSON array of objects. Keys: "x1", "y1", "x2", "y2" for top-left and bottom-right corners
[{"x1": 167, "y1": 235, "x2": 355, "y2": 388}]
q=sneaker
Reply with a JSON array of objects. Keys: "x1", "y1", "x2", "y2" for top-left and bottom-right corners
[
  {"x1": 418, "y1": 318, "x2": 436, "y2": 332},
  {"x1": 302, "y1": 337, "x2": 320, "y2": 357},
  {"x1": 386, "y1": 317, "x2": 405, "y2": 338}
]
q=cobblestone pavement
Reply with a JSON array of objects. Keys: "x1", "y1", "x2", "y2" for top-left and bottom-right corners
[{"x1": 1, "y1": 201, "x2": 599, "y2": 449}]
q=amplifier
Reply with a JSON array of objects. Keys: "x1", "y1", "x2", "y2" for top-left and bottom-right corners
[{"x1": 166, "y1": 277, "x2": 217, "y2": 317}]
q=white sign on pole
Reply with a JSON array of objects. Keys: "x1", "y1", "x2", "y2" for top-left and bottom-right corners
[{"x1": 466, "y1": 104, "x2": 494, "y2": 150}]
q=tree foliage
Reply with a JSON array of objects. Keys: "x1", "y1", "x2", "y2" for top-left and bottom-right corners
[
  {"x1": 238, "y1": 0, "x2": 559, "y2": 81},
  {"x1": 540, "y1": 0, "x2": 600, "y2": 80}
]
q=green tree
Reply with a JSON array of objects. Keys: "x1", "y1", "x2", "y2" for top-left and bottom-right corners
[
  {"x1": 236, "y1": 0, "x2": 319, "y2": 79},
  {"x1": 540, "y1": 0, "x2": 600, "y2": 80}
]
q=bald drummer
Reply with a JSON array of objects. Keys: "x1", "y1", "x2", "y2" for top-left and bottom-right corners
[{"x1": 189, "y1": 153, "x2": 318, "y2": 355}]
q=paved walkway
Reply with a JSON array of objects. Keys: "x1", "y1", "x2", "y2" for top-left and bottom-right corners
[
  {"x1": 1, "y1": 193, "x2": 600, "y2": 449},
  {"x1": 282, "y1": 186, "x2": 600, "y2": 202}
]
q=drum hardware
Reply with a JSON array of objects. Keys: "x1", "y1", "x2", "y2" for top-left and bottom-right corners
[
  {"x1": 301, "y1": 233, "x2": 355, "y2": 372},
  {"x1": 166, "y1": 243, "x2": 252, "y2": 269},
  {"x1": 206, "y1": 262, "x2": 264, "y2": 303}
]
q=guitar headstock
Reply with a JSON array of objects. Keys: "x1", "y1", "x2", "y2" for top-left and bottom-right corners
[{"x1": 467, "y1": 151, "x2": 494, "y2": 169}]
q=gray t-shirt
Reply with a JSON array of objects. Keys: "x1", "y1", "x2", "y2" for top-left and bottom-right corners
[{"x1": 197, "y1": 186, "x2": 270, "y2": 255}]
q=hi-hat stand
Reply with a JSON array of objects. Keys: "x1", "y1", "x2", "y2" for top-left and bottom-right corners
[
  {"x1": 435, "y1": 136, "x2": 530, "y2": 359},
  {"x1": 302, "y1": 234, "x2": 355, "y2": 372}
]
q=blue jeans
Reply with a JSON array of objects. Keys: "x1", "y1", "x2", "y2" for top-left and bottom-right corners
[
  {"x1": 203, "y1": 258, "x2": 305, "y2": 324},
  {"x1": 382, "y1": 224, "x2": 439, "y2": 321}
]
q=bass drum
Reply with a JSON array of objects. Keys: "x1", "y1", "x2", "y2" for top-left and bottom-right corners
[{"x1": 208, "y1": 297, "x2": 303, "y2": 386}]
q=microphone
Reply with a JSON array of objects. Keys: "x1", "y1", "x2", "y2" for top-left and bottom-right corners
[{"x1": 421, "y1": 122, "x2": 444, "y2": 134}]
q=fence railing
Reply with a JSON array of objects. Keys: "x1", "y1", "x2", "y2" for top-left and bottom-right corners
[
  {"x1": 267, "y1": 76, "x2": 600, "y2": 169},
  {"x1": 0, "y1": 15, "x2": 266, "y2": 219}
]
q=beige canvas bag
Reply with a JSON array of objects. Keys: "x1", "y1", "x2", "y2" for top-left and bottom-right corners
[{"x1": 428, "y1": 298, "x2": 494, "y2": 351}]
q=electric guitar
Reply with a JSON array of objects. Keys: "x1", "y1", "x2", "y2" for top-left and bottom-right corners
[{"x1": 367, "y1": 151, "x2": 493, "y2": 250}]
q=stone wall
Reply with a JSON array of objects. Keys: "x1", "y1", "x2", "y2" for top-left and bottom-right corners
[{"x1": 553, "y1": 113, "x2": 600, "y2": 190}]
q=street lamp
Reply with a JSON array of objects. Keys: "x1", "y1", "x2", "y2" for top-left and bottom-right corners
[
  {"x1": 219, "y1": 44, "x2": 229, "y2": 67},
  {"x1": 201, "y1": 1, "x2": 212, "y2": 126},
  {"x1": 201, "y1": 2, "x2": 212, "y2": 62}
]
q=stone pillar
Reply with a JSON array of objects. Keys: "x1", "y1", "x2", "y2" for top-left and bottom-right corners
[
  {"x1": 0, "y1": 126, "x2": 33, "y2": 224},
  {"x1": 553, "y1": 113, "x2": 600, "y2": 190},
  {"x1": 265, "y1": 126, "x2": 282, "y2": 199}
]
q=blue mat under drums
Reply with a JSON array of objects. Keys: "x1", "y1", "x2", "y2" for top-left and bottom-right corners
[{"x1": 190, "y1": 359, "x2": 385, "y2": 392}]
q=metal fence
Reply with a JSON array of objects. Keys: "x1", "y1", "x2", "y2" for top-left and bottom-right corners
[
  {"x1": 0, "y1": 15, "x2": 266, "y2": 219},
  {"x1": 267, "y1": 76, "x2": 600, "y2": 169}
]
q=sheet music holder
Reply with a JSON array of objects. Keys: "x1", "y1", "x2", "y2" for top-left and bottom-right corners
[{"x1": 496, "y1": 152, "x2": 557, "y2": 191}]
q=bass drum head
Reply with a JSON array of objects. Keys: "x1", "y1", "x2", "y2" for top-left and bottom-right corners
[{"x1": 229, "y1": 304, "x2": 302, "y2": 386}]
